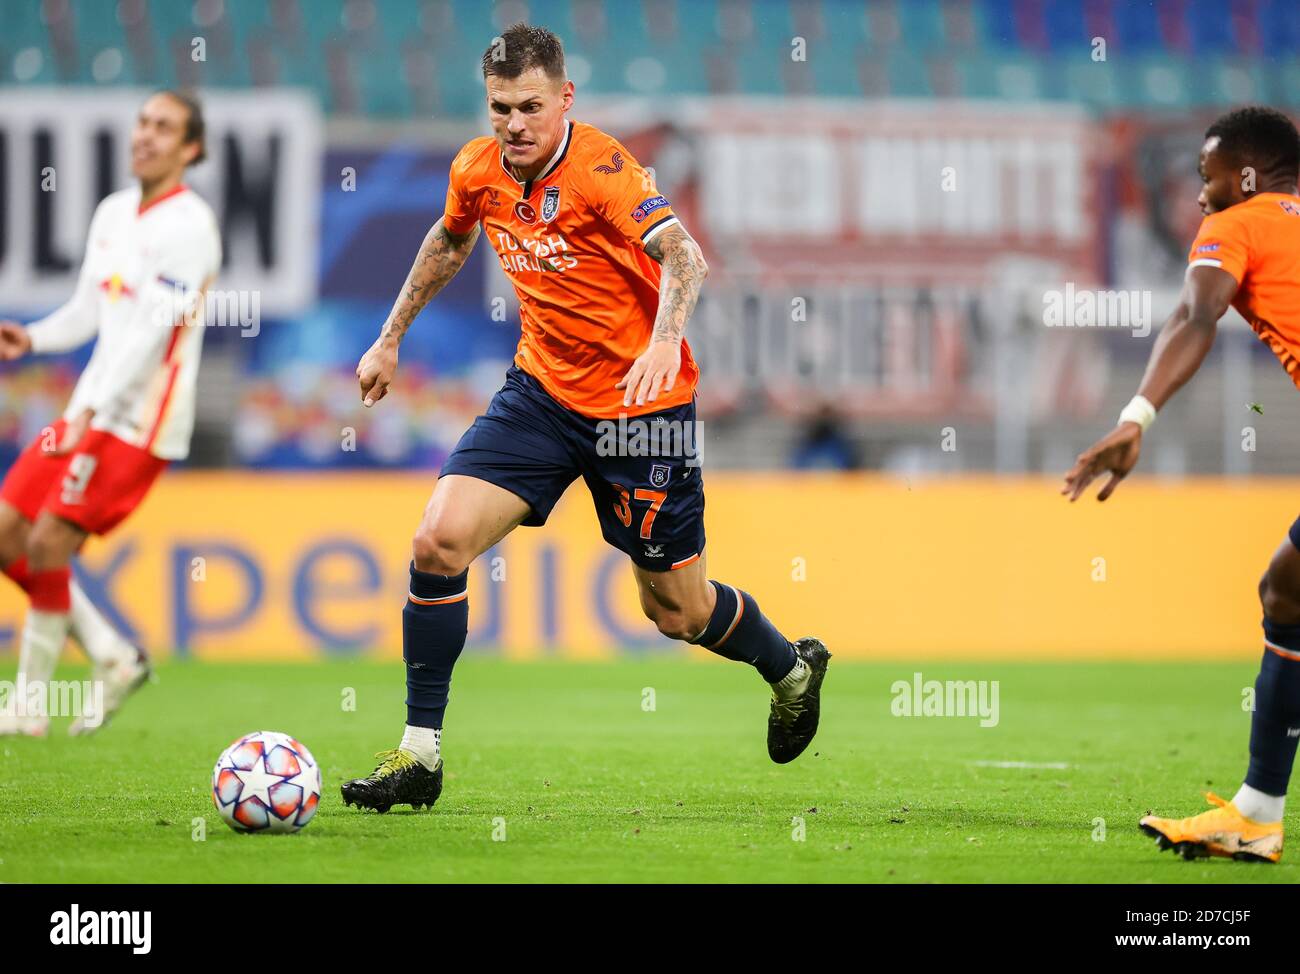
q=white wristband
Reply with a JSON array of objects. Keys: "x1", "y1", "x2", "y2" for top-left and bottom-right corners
[{"x1": 1118, "y1": 395, "x2": 1157, "y2": 432}]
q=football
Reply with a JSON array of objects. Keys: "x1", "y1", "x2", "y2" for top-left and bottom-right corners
[{"x1": 211, "y1": 731, "x2": 322, "y2": 834}]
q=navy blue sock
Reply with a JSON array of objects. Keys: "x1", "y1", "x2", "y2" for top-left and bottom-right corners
[
  {"x1": 403, "y1": 562, "x2": 469, "y2": 729},
  {"x1": 689, "y1": 581, "x2": 798, "y2": 683},
  {"x1": 1245, "y1": 617, "x2": 1300, "y2": 796}
]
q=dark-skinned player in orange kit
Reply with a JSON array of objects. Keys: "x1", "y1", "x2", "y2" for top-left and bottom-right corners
[{"x1": 1064, "y1": 106, "x2": 1300, "y2": 863}]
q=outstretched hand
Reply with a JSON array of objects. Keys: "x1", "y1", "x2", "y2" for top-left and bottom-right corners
[{"x1": 1061, "y1": 423, "x2": 1143, "y2": 502}]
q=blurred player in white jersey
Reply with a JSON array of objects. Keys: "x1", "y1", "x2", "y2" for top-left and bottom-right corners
[{"x1": 0, "y1": 90, "x2": 222, "y2": 736}]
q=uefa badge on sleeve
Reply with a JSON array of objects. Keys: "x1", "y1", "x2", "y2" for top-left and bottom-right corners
[{"x1": 542, "y1": 186, "x2": 561, "y2": 223}]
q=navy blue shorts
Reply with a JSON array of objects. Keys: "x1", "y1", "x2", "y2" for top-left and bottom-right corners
[{"x1": 440, "y1": 366, "x2": 706, "y2": 571}]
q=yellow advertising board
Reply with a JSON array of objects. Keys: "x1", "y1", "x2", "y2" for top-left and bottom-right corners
[{"x1": 0, "y1": 473, "x2": 1289, "y2": 660}]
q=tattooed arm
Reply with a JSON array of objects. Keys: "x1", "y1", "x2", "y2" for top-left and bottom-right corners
[
  {"x1": 357, "y1": 217, "x2": 480, "y2": 406},
  {"x1": 616, "y1": 223, "x2": 709, "y2": 407}
]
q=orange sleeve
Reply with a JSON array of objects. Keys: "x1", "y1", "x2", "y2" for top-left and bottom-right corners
[
  {"x1": 442, "y1": 143, "x2": 480, "y2": 237},
  {"x1": 579, "y1": 142, "x2": 681, "y2": 250},
  {"x1": 1187, "y1": 208, "x2": 1251, "y2": 284}
]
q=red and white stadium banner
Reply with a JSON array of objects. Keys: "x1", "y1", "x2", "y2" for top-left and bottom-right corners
[
  {"x1": 582, "y1": 96, "x2": 1104, "y2": 285},
  {"x1": 580, "y1": 97, "x2": 1108, "y2": 419}
]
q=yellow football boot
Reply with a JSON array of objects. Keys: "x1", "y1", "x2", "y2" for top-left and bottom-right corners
[{"x1": 1139, "y1": 792, "x2": 1282, "y2": 863}]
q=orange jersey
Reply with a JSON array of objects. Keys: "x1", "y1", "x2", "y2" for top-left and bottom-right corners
[
  {"x1": 442, "y1": 120, "x2": 699, "y2": 419},
  {"x1": 1188, "y1": 192, "x2": 1300, "y2": 385}
]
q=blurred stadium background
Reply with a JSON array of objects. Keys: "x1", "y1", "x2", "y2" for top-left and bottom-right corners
[{"x1": 1, "y1": 0, "x2": 1299, "y2": 661}]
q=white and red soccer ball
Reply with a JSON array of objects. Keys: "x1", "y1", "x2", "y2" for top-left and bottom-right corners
[{"x1": 211, "y1": 731, "x2": 321, "y2": 834}]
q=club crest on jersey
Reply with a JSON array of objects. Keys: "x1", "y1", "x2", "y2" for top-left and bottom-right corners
[
  {"x1": 514, "y1": 200, "x2": 537, "y2": 225},
  {"x1": 542, "y1": 186, "x2": 561, "y2": 223},
  {"x1": 649, "y1": 463, "x2": 671, "y2": 489},
  {"x1": 632, "y1": 195, "x2": 669, "y2": 223}
]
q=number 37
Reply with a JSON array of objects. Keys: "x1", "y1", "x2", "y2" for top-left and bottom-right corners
[{"x1": 612, "y1": 485, "x2": 666, "y2": 539}]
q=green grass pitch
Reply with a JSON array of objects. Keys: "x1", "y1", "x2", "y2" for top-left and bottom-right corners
[{"x1": 0, "y1": 657, "x2": 1291, "y2": 883}]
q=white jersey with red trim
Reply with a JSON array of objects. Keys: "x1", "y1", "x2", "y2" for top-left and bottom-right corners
[{"x1": 25, "y1": 184, "x2": 222, "y2": 460}]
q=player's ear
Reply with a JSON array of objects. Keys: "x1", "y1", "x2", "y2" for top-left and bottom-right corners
[{"x1": 560, "y1": 79, "x2": 574, "y2": 112}]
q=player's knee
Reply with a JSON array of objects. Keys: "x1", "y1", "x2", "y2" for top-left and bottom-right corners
[
  {"x1": 1260, "y1": 570, "x2": 1300, "y2": 624},
  {"x1": 411, "y1": 523, "x2": 471, "y2": 577},
  {"x1": 642, "y1": 602, "x2": 699, "y2": 642},
  {"x1": 0, "y1": 527, "x2": 25, "y2": 567},
  {"x1": 24, "y1": 524, "x2": 66, "y2": 571}
]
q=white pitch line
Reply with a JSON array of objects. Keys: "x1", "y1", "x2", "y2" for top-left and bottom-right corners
[{"x1": 970, "y1": 760, "x2": 1070, "y2": 770}]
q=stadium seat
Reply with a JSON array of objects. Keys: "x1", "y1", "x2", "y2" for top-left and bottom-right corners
[
  {"x1": 735, "y1": 44, "x2": 790, "y2": 96},
  {"x1": 1112, "y1": 0, "x2": 1167, "y2": 54},
  {"x1": 5, "y1": 0, "x2": 58, "y2": 84},
  {"x1": 958, "y1": 53, "x2": 1048, "y2": 101},
  {"x1": 1270, "y1": 56, "x2": 1300, "y2": 108},
  {"x1": 1, "y1": 0, "x2": 1294, "y2": 118},
  {"x1": 1133, "y1": 56, "x2": 1195, "y2": 109},
  {"x1": 1194, "y1": 57, "x2": 1269, "y2": 107},
  {"x1": 747, "y1": 0, "x2": 796, "y2": 46},
  {"x1": 1186, "y1": 0, "x2": 1237, "y2": 56},
  {"x1": 1259, "y1": 0, "x2": 1300, "y2": 58},
  {"x1": 1060, "y1": 55, "x2": 1123, "y2": 110},
  {"x1": 818, "y1": 0, "x2": 870, "y2": 49},
  {"x1": 71, "y1": 0, "x2": 128, "y2": 84},
  {"x1": 895, "y1": 0, "x2": 949, "y2": 53},
  {"x1": 808, "y1": 39, "x2": 860, "y2": 97},
  {"x1": 976, "y1": 0, "x2": 1021, "y2": 49},
  {"x1": 1042, "y1": 0, "x2": 1088, "y2": 54}
]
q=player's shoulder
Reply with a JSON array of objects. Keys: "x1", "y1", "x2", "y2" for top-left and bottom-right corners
[
  {"x1": 1242, "y1": 192, "x2": 1300, "y2": 227},
  {"x1": 160, "y1": 187, "x2": 221, "y2": 246},
  {"x1": 92, "y1": 187, "x2": 140, "y2": 221},
  {"x1": 138, "y1": 189, "x2": 221, "y2": 271},
  {"x1": 174, "y1": 186, "x2": 218, "y2": 223},
  {"x1": 568, "y1": 120, "x2": 640, "y2": 174},
  {"x1": 1204, "y1": 194, "x2": 1288, "y2": 232},
  {"x1": 450, "y1": 135, "x2": 501, "y2": 182},
  {"x1": 1195, "y1": 201, "x2": 1253, "y2": 243}
]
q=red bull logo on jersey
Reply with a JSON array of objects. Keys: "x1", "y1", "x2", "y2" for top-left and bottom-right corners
[{"x1": 98, "y1": 273, "x2": 136, "y2": 302}]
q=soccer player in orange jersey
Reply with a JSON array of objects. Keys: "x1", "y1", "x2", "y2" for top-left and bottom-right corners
[
  {"x1": 1064, "y1": 106, "x2": 1300, "y2": 863},
  {"x1": 342, "y1": 25, "x2": 828, "y2": 812}
]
